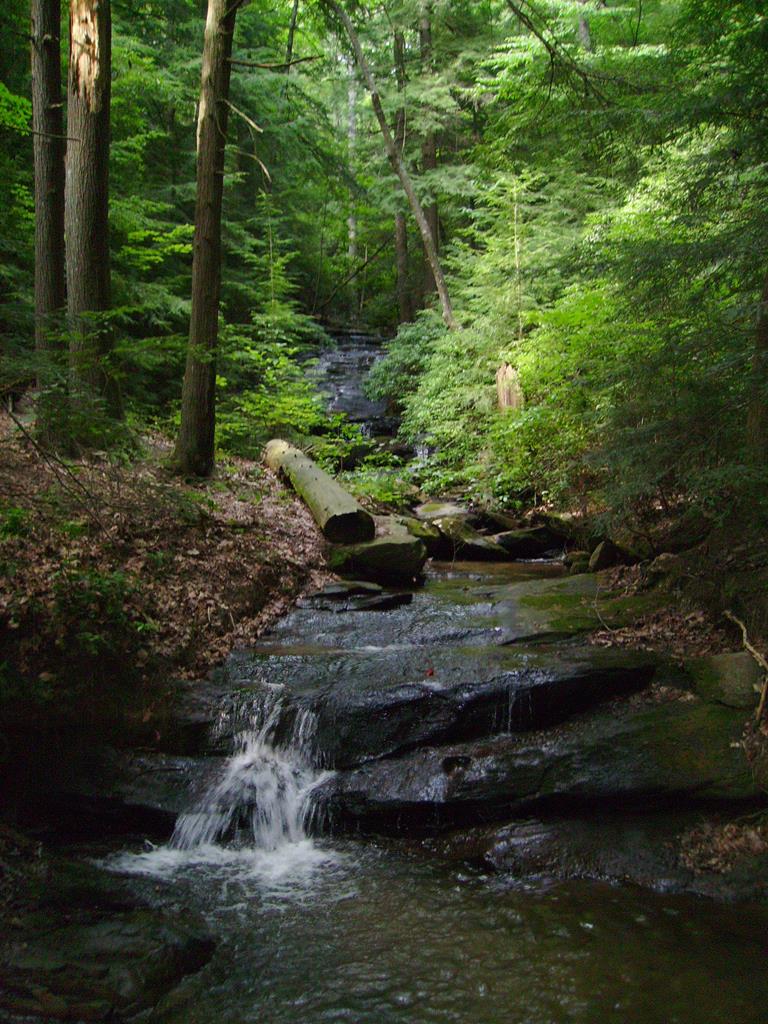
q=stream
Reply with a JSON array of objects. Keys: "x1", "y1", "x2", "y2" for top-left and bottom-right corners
[{"x1": 95, "y1": 336, "x2": 768, "y2": 1021}]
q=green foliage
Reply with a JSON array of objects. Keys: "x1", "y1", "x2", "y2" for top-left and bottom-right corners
[
  {"x1": 50, "y1": 566, "x2": 139, "y2": 660},
  {"x1": 0, "y1": 505, "x2": 30, "y2": 540},
  {"x1": 0, "y1": 82, "x2": 30, "y2": 135}
]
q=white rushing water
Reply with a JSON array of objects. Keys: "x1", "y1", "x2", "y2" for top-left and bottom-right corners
[{"x1": 109, "y1": 688, "x2": 339, "y2": 888}]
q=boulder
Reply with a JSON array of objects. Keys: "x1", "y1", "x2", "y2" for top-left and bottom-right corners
[
  {"x1": 326, "y1": 516, "x2": 427, "y2": 584},
  {"x1": 433, "y1": 515, "x2": 510, "y2": 561},
  {"x1": 686, "y1": 652, "x2": 762, "y2": 709},
  {"x1": 0, "y1": 856, "x2": 214, "y2": 1023},
  {"x1": 569, "y1": 556, "x2": 591, "y2": 576},
  {"x1": 492, "y1": 526, "x2": 564, "y2": 558},
  {"x1": 588, "y1": 539, "x2": 627, "y2": 572},
  {"x1": 317, "y1": 699, "x2": 758, "y2": 833},
  {"x1": 563, "y1": 550, "x2": 590, "y2": 568}
]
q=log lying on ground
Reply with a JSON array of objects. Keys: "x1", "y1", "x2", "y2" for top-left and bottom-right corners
[{"x1": 264, "y1": 439, "x2": 375, "y2": 543}]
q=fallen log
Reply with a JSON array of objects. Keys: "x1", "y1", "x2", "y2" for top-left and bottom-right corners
[{"x1": 264, "y1": 439, "x2": 375, "y2": 544}]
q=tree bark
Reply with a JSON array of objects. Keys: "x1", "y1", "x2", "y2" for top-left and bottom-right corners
[
  {"x1": 285, "y1": 0, "x2": 300, "y2": 67},
  {"x1": 324, "y1": 0, "x2": 456, "y2": 329},
  {"x1": 393, "y1": 31, "x2": 412, "y2": 323},
  {"x1": 347, "y1": 63, "x2": 358, "y2": 272},
  {"x1": 746, "y1": 271, "x2": 768, "y2": 464},
  {"x1": 66, "y1": 0, "x2": 118, "y2": 413},
  {"x1": 419, "y1": 7, "x2": 439, "y2": 296},
  {"x1": 31, "y1": 0, "x2": 65, "y2": 358},
  {"x1": 174, "y1": 0, "x2": 237, "y2": 476},
  {"x1": 264, "y1": 439, "x2": 375, "y2": 542}
]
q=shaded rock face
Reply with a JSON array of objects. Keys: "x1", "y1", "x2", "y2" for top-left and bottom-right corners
[
  {"x1": 317, "y1": 699, "x2": 759, "y2": 833},
  {"x1": 1, "y1": 911, "x2": 215, "y2": 1022},
  {"x1": 304, "y1": 647, "x2": 656, "y2": 769},
  {"x1": 492, "y1": 526, "x2": 565, "y2": 559},
  {"x1": 588, "y1": 539, "x2": 627, "y2": 572},
  {"x1": 432, "y1": 516, "x2": 510, "y2": 561}
]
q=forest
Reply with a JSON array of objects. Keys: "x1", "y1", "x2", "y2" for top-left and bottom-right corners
[{"x1": 1, "y1": 2, "x2": 768, "y2": 1022}]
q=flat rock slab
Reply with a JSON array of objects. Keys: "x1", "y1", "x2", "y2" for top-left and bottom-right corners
[
  {"x1": 217, "y1": 644, "x2": 655, "y2": 768},
  {"x1": 317, "y1": 698, "x2": 758, "y2": 832},
  {"x1": 424, "y1": 809, "x2": 768, "y2": 902},
  {"x1": 298, "y1": 590, "x2": 413, "y2": 613},
  {"x1": 309, "y1": 646, "x2": 656, "y2": 768}
]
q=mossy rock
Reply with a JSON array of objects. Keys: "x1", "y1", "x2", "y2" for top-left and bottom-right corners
[
  {"x1": 496, "y1": 574, "x2": 667, "y2": 644},
  {"x1": 398, "y1": 515, "x2": 444, "y2": 556}
]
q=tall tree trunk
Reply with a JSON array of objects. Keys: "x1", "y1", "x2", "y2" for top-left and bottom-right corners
[
  {"x1": 347, "y1": 63, "x2": 358, "y2": 272},
  {"x1": 65, "y1": 0, "x2": 119, "y2": 415},
  {"x1": 324, "y1": 0, "x2": 456, "y2": 329},
  {"x1": 393, "y1": 31, "x2": 411, "y2": 323},
  {"x1": 31, "y1": 0, "x2": 65, "y2": 360},
  {"x1": 746, "y1": 271, "x2": 768, "y2": 464},
  {"x1": 419, "y1": 6, "x2": 439, "y2": 296},
  {"x1": 285, "y1": 0, "x2": 300, "y2": 67},
  {"x1": 173, "y1": 0, "x2": 237, "y2": 476}
]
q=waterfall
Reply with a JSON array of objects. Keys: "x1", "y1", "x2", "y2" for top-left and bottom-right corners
[
  {"x1": 108, "y1": 688, "x2": 336, "y2": 884},
  {"x1": 172, "y1": 691, "x2": 325, "y2": 853}
]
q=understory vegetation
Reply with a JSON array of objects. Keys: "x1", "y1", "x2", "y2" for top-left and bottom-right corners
[{"x1": 1, "y1": 0, "x2": 767, "y2": 705}]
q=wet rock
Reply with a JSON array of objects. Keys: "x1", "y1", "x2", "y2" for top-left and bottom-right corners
[
  {"x1": 302, "y1": 646, "x2": 656, "y2": 768},
  {"x1": 317, "y1": 699, "x2": 758, "y2": 833},
  {"x1": 686, "y1": 652, "x2": 761, "y2": 710},
  {"x1": 426, "y1": 810, "x2": 768, "y2": 902},
  {"x1": 588, "y1": 540, "x2": 628, "y2": 572},
  {"x1": 16, "y1": 750, "x2": 209, "y2": 841},
  {"x1": 1, "y1": 909, "x2": 215, "y2": 1021},
  {"x1": 301, "y1": 581, "x2": 384, "y2": 601},
  {"x1": 327, "y1": 516, "x2": 427, "y2": 584},
  {"x1": 298, "y1": 585, "x2": 413, "y2": 613},
  {"x1": 433, "y1": 516, "x2": 510, "y2": 561}
]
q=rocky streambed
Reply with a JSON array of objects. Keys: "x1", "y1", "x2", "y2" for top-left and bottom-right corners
[{"x1": 3, "y1": 559, "x2": 768, "y2": 1023}]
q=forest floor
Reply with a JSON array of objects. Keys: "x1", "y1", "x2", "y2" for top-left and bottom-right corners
[{"x1": 0, "y1": 412, "x2": 328, "y2": 730}]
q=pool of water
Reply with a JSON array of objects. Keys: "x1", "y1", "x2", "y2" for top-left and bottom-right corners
[
  {"x1": 102, "y1": 558, "x2": 768, "y2": 1024},
  {"x1": 109, "y1": 838, "x2": 768, "y2": 1024}
]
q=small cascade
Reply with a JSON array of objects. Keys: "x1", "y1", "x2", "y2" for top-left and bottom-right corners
[{"x1": 173, "y1": 689, "x2": 327, "y2": 854}]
